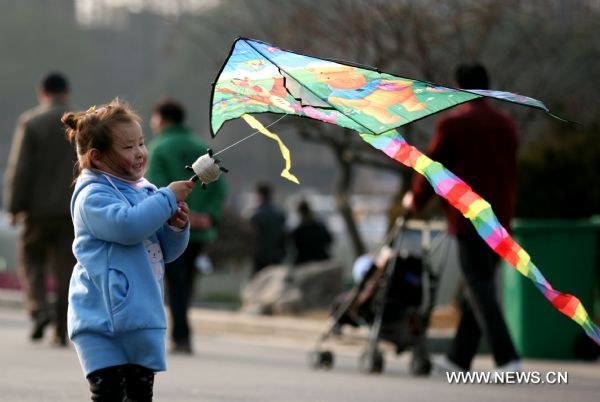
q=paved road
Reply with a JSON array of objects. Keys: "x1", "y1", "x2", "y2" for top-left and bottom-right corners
[{"x1": 1, "y1": 308, "x2": 599, "y2": 402}]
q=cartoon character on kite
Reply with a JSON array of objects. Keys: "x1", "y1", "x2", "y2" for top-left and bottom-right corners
[
  {"x1": 219, "y1": 76, "x2": 295, "y2": 113},
  {"x1": 308, "y1": 65, "x2": 426, "y2": 124}
]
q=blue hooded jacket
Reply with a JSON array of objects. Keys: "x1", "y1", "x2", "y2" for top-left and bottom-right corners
[{"x1": 68, "y1": 169, "x2": 189, "y2": 375}]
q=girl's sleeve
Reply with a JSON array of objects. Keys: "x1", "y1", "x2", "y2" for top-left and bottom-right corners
[
  {"x1": 77, "y1": 184, "x2": 179, "y2": 245},
  {"x1": 157, "y1": 223, "x2": 190, "y2": 263}
]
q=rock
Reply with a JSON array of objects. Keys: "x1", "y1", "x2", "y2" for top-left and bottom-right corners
[{"x1": 241, "y1": 259, "x2": 345, "y2": 315}]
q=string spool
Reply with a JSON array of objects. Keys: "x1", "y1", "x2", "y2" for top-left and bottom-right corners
[{"x1": 191, "y1": 153, "x2": 222, "y2": 184}]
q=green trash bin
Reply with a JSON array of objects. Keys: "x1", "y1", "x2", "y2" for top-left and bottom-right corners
[{"x1": 503, "y1": 219, "x2": 598, "y2": 359}]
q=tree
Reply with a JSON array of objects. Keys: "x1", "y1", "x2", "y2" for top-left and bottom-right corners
[{"x1": 517, "y1": 122, "x2": 600, "y2": 219}]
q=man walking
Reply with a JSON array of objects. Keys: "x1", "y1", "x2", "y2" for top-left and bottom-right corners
[
  {"x1": 403, "y1": 64, "x2": 521, "y2": 372},
  {"x1": 4, "y1": 72, "x2": 77, "y2": 346}
]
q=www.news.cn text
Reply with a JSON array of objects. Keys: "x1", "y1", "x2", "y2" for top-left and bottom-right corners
[{"x1": 446, "y1": 371, "x2": 568, "y2": 384}]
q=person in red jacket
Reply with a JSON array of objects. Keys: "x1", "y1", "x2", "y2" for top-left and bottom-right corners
[{"x1": 403, "y1": 63, "x2": 521, "y2": 373}]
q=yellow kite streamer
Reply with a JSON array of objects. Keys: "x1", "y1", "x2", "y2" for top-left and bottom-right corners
[{"x1": 241, "y1": 114, "x2": 299, "y2": 184}]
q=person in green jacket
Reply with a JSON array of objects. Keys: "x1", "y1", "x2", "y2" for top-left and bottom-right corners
[{"x1": 146, "y1": 98, "x2": 227, "y2": 354}]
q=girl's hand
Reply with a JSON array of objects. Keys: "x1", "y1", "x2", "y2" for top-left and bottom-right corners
[
  {"x1": 169, "y1": 202, "x2": 190, "y2": 229},
  {"x1": 168, "y1": 181, "x2": 195, "y2": 202}
]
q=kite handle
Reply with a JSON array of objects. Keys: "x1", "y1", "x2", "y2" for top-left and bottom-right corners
[{"x1": 185, "y1": 148, "x2": 228, "y2": 190}]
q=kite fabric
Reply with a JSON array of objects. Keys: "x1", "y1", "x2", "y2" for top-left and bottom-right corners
[
  {"x1": 209, "y1": 37, "x2": 600, "y2": 346},
  {"x1": 210, "y1": 38, "x2": 562, "y2": 137}
]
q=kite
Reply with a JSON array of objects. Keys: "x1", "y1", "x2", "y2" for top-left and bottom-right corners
[{"x1": 209, "y1": 37, "x2": 599, "y2": 346}]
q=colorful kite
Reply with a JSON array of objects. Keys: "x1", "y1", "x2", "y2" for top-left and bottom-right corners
[{"x1": 209, "y1": 38, "x2": 599, "y2": 346}]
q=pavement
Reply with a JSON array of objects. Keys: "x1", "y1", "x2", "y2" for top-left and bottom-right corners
[{"x1": 1, "y1": 288, "x2": 600, "y2": 402}]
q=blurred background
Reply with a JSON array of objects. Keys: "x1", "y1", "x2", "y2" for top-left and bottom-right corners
[{"x1": 0, "y1": 0, "x2": 599, "y2": 358}]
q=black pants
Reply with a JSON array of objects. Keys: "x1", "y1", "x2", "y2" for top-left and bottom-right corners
[
  {"x1": 165, "y1": 242, "x2": 203, "y2": 345},
  {"x1": 447, "y1": 234, "x2": 519, "y2": 370},
  {"x1": 86, "y1": 364, "x2": 154, "y2": 402}
]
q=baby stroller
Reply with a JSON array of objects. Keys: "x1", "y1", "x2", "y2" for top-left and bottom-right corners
[{"x1": 307, "y1": 216, "x2": 444, "y2": 376}]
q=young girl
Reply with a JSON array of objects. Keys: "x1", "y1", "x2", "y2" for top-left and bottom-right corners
[{"x1": 63, "y1": 99, "x2": 195, "y2": 401}]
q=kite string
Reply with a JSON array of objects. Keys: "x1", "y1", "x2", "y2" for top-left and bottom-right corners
[{"x1": 212, "y1": 114, "x2": 288, "y2": 157}]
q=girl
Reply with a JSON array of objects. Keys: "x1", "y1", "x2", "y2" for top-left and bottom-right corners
[{"x1": 63, "y1": 99, "x2": 195, "y2": 401}]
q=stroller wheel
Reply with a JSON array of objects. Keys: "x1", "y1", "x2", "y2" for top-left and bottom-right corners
[
  {"x1": 358, "y1": 349, "x2": 385, "y2": 374},
  {"x1": 308, "y1": 350, "x2": 335, "y2": 370},
  {"x1": 409, "y1": 356, "x2": 432, "y2": 376}
]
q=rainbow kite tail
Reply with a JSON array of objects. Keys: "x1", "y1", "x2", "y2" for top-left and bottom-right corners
[{"x1": 360, "y1": 130, "x2": 600, "y2": 347}]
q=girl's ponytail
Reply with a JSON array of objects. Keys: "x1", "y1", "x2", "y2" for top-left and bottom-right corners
[{"x1": 61, "y1": 112, "x2": 79, "y2": 144}]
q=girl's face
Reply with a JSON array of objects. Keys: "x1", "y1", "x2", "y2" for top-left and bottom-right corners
[{"x1": 99, "y1": 121, "x2": 148, "y2": 181}]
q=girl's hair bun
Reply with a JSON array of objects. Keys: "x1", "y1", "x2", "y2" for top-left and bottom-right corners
[
  {"x1": 61, "y1": 112, "x2": 79, "y2": 142},
  {"x1": 62, "y1": 112, "x2": 78, "y2": 130}
]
